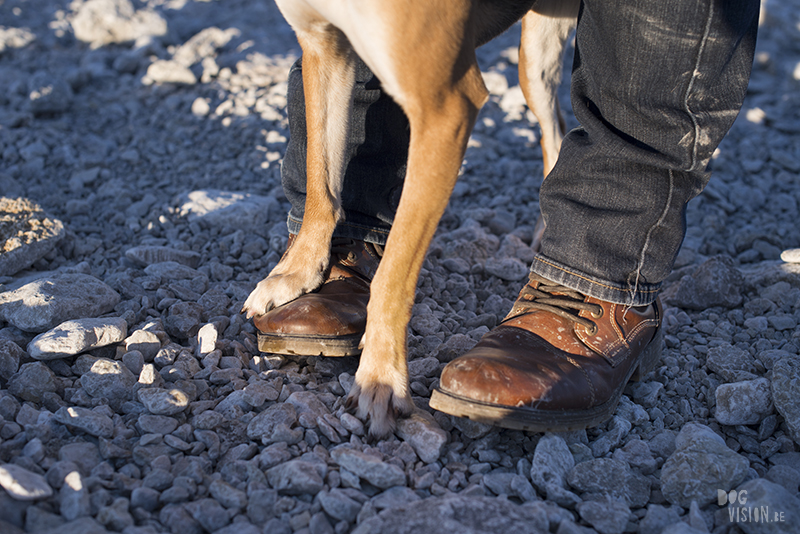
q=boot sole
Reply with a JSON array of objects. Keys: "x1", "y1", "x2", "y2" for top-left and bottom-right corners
[
  {"x1": 258, "y1": 332, "x2": 362, "y2": 357},
  {"x1": 429, "y1": 326, "x2": 663, "y2": 432}
]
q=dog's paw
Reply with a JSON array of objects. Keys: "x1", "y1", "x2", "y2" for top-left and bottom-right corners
[
  {"x1": 345, "y1": 374, "x2": 414, "y2": 439},
  {"x1": 242, "y1": 268, "x2": 324, "y2": 318}
]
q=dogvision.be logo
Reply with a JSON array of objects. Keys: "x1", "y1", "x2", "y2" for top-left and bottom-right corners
[{"x1": 717, "y1": 490, "x2": 786, "y2": 524}]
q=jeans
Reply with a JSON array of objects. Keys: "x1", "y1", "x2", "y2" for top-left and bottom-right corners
[{"x1": 281, "y1": 0, "x2": 760, "y2": 306}]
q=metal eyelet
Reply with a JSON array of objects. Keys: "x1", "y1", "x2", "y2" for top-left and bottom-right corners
[
  {"x1": 590, "y1": 307, "x2": 604, "y2": 319},
  {"x1": 586, "y1": 323, "x2": 598, "y2": 336}
]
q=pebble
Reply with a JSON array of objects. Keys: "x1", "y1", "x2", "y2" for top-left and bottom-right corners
[
  {"x1": 330, "y1": 447, "x2": 406, "y2": 489},
  {"x1": 660, "y1": 423, "x2": 749, "y2": 507},
  {"x1": 0, "y1": 273, "x2": 120, "y2": 333},
  {"x1": 80, "y1": 357, "x2": 137, "y2": 409},
  {"x1": 27, "y1": 317, "x2": 128, "y2": 360},
  {"x1": 8, "y1": 361, "x2": 57, "y2": 402},
  {"x1": 0, "y1": 463, "x2": 54, "y2": 500},
  {"x1": 771, "y1": 357, "x2": 800, "y2": 445},
  {"x1": 266, "y1": 460, "x2": 325, "y2": 495},
  {"x1": 0, "y1": 197, "x2": 65, "y2": 277},
  {"x1": 53, "y1": 406, "x2": 114, "y2": 438},
  {"x1": 576, "y1": 499, "x2": 631, "y2": 534},
  {"x1": 566, "y1": 458, "x2": 650, "y2": 508},
  {"x1": 665, "y1": 256, "x2": 744, "y2": 310},
  {"x1": 137, "y1": 388, "x2": 190, "y2": 415},
  {"x1": 394, "y1": 409, "x2": 448, "y2": 463},
  {"x1": 714, "y1": 377, "x2": 774, "y2": 426}
]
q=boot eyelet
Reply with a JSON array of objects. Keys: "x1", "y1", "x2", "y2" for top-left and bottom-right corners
[
  {"x1": 586, "y1": 324, "x2": 598, "y2": 336},
  {"x1": 590, "y1": 307, "x2": 604, "y2": 319}
]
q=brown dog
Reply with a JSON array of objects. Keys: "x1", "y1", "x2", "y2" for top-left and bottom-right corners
[{"x1": 243, "y1": 0, "x2": 578, "y2": 437}]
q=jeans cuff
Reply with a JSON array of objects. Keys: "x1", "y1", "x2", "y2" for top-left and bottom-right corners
[
  {"x1": 529, "y1": 253, "x2": 661, "y2": 307},
  {"x1": 287, "y1": 215, "x2": 391, "y2": 246}
]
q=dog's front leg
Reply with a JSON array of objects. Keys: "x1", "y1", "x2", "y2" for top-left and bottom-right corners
[
  {"x1": 346, "y1": 58, "x2": 489, "y2": 438},
  {"x1": 243, "y1": 29, "x2": 356, "y2": 317}
]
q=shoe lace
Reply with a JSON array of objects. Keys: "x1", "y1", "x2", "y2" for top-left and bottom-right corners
[{"x1": 512, "y1": 274, "x2": 604, "y2": 335}]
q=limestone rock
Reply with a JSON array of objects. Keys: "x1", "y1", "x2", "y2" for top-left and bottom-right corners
[{"x1": 0, "y1": 197, "x2": 64, "y2": 277}]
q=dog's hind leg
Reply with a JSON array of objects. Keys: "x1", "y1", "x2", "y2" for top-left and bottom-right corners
[
  {"x1": 344, "y1": 21, "x2": 490, "y2": 437},
  {"x1": 519, "y1": 1, "x2": 577, "y2": 251},
  {"x1": 243, "y1": 26, "x2": 357, "y2": 317}
]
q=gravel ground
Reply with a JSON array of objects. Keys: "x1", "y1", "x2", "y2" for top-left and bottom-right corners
[{"x1": 1, "y1": 1, "x2": 799, "y2": 533}]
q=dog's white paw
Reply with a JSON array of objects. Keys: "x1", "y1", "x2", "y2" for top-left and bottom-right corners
[
  {"x1": 345, "y1": 363, "x2": 413, "y2": 439},
  {"x1": 242, "y1": 267, "x2": 325, "y2": 318}
]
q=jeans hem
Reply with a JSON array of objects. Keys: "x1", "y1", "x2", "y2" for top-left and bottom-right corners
[
  {"x1": 287, "y1": 215, "x2": 390, "y2": 246},
  {"x1": 530, "y1": 254, "x2": 661, "y2": 307}
]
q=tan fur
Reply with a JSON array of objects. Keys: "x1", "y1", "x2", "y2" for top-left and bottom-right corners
[{"x1": 243, "y1": 0, "x2": 578, "y2": 437}]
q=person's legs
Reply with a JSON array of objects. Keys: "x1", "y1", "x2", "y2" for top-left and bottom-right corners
[
  {"x1": 431, "y1": 0, "x2": 760, "y2": 431},
  {"x1": 532, "y1": 0, "x2": 760, "y2": 306},
  {"x1": 282, "y1": 56, "x2": 409, "y2": 245}
]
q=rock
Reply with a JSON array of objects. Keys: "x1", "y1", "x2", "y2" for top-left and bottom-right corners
[
  {"x1": 771, "y1": 357, "x2": 800, "y2": 445},
  {"x1": 137, "y1": 388, "x2": 190, "y2": 415},
  {"x1": 729, "y1": 478, "x2": 799, "y2": 534},
  {"x1": 567, "y1": 458, "x2": 650, "y2": 508},
  {"x1": 8, "y1": 362, "x2": 57, "y2": 402},
  {"x1": 59, "y1": 471, "x2": 91, "y2": 521},
  {"x1": 137, "y1": 414, "x2": 179, "y2": 435},
  {"x1": 0, "y1": 273, "x2": 120, "y2": 333},
  {"x1": 125, "y1": 246, "x2": 201, "y2": 268},
  {"x1": 58, "y1": 443, "x2": 103, "y2": 478},
  {"x1": 265, "y1": 460, "x2": 324, "y2": 495},
  {"x1": 0, "y1": 464, "x2": 53, "y2": 500},
  {"x1": 165, "y1": 302, "x2": 204, "y2": 340},
  {"x1": 706, "y1": 343, "x2": 758, "y2": 382},
  {"x1": 665, "y1": 256, "x2": 744, "y2": 309},
  {"x1": 176, "y1": 190, "x2": 278, "y2": 230},
  {"x1": 27, "y1": 317, "x2": 127, "y2": 360},
  {"x1": 318, "y1": 489, "x2": 362, "y2": 523},
  {"x1": 484, "y1": 257, "x2": 529, "y2": 281},
  {"x1": 638, "y1": 504, "x2": 682, "y2": 534},
  {"x1": 576, "y1": 499, "x2": 630, "y2": 534},
  {"x1": 184, "y1": 498, "x2": 230, "y2": 531},
  {"x1": 0, "y1": 339, "x2": 23, "y2": 380},
  {"x1": 352, "y1": 495, "x2": 548, "y2": 534},
  {"x1": 660, "y1": 423, "x2": 749, "y2": 507},
  {"x1": 714, "y1": 378, "x2": 773, "y2": 425},
  {"x1": 124, "y1": 329, "x2": 162, "y2": 361},
  {"x1": 530, "y1": 433, "x2": 578, "y2": 503},
  {"x1": 0, "y1": 197, "x2": 65, "y2": 276},
  {"x1": 330, "y1": 447, "x2": 406, "y2": 489},
  {"x1": 71, "y1": 0, "x2": 167, "y2": 47},
  {"x1": 395, "y1": 409, "x2": 448, "y2": 463},
  {"x1": 285, "y1": 391, "x2": 331, "y2": 418},
  {"x1": 28, "y1": 72, "x2": 74, "y2": 115},
  {"x1": 172, "y1": 27, "x2": 241, "y2": 67},
  {"x1": 54, "y1": 407, "x2": 114, "y2": 438},
  {"x1": 247, "y1": 403, "x2": 299, "y2": 444},
  {"x1": 144, "y1": 60, "x2": 198, "y2": 85},
  {"x1": 208, "y1": 479, "x2": 247, "y2": 509},
  {"x1": 80, "y1": 358, "x2": 137, "y2": 409},
  {"x1": 0, "y1": 26, "x2": 35, "y2": 53},
  {"x1": 40, "y1": 517, "x2": 109, "y2": 534},
  {"x1": 781, "y1": 248, "x2": 800, "y2": 263}
]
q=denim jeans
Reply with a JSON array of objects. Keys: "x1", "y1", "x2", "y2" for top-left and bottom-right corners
[{"x1": 281, "y1": 0, "x2": 760, "y2": 306}]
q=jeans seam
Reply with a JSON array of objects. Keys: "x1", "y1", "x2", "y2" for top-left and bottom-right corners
[
  {"x1": 531, "y1": 257, "x2": 660, "y2": 295},
  {"x1": 630, "y1": 169, "x2": 675, "y2": 305},
  {"x1": 684, "y1": 0, "x2": 715, "y2": 172}
]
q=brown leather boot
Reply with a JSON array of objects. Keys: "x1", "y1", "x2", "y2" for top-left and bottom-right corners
[
  {"x1": 253, "y1": 236, "x2": 381, "y2": 356},
  {"x1": 430, "y1": 273, "x2": 662, "y2": 432}
]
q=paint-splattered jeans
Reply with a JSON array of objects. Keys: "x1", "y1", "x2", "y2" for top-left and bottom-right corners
[{"x1": 281, "y1": 0, "x2": 760, "y2": 306}]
